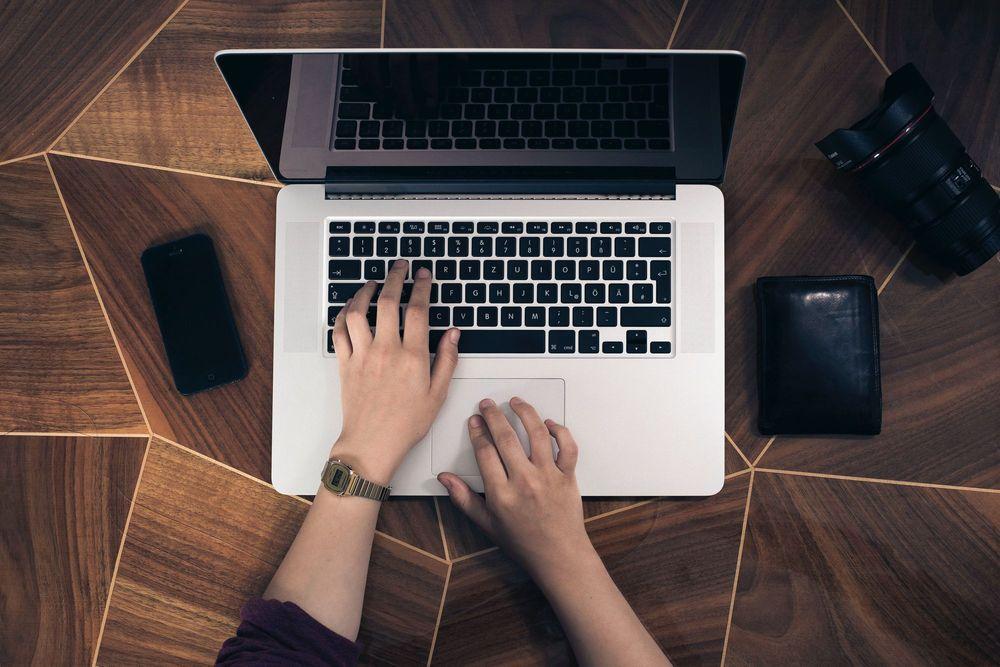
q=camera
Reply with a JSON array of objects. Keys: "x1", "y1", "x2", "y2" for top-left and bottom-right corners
[{"x1": 817, "y1": 63, "x2": 999, "y2": 275}]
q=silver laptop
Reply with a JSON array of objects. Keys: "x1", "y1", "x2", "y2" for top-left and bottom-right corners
[{"x1": 216, "y1": 49, "x2": 745, "y2": 496}]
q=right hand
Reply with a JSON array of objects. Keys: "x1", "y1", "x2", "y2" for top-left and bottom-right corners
[{"x1": 437, "y1": 397, "x2": 593, "y2": 579}]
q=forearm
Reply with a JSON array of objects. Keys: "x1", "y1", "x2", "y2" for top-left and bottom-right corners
[
  {"x1": 535, "y1": 547, "x2": 671, "y2": 667},
  {"x1": 263, "y1": 487, "x2": 381, "y2": 640}
]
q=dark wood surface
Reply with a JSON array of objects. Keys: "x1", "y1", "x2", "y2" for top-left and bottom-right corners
[
  {"x1": 55, "y1": 0, "x2": 382, "y2": 182},
  {"x1": 760, "y1": 256, "x2": 1000, "y2": 488},
  {"x1": 0, "y1": 157, "x2": 145, "y2": 434},
  {"x1": 435, "y1": 474, "x2": 750, "y2": 665},
  {"x1": 0, "y1": 0, "x2": 183, "y2": 162},
  {"x1": 99, "y1": 438, "x2": 449, "y2": 665},
  {"x1": 728, "y1": 471, "x2": 1000, "y2": 663},
  {"x1": 48, "y1": 154, "x2": 447, "y2": 556},
  {"x1": 843, "y1": 0, "x2": 999, "y2": 184},
  {"x1": 0, "y1": 435, "x2": 145, "y2": 665}
]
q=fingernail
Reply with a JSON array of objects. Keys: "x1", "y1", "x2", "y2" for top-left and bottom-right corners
[
  {"x1": 479, "y1": 398, "x2": 495, "y2": 409},
  {"x1": 510, "y1": 396, "x2": 522, "y2": 405},
  {"x1": 544, "y1": 418, "x2": 555, "y2": 426},
  {"x1": 438, "y1": 474, "x2": 452, "y2": 490},
  {"x1": 417, "y1": 267, "x2": 431, "y2": 278},
  {"x1": 469, "y1": 414, "x2": 484, "y2": 427},
  {"x1": 448, "y1": 328, "x2": 461, "y2": 342},
  {"x1": 394, "y1": 258, "x2": 407, "y2": 269}
]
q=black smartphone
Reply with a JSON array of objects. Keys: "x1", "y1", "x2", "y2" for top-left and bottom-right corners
[{"x1": 141, "y1": 234, "x2": 247, "y2": 395}]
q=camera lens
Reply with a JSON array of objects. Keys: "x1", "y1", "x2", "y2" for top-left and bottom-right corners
[{"x1": 817, "y1": 64, "x2": 999, "y2": 275}]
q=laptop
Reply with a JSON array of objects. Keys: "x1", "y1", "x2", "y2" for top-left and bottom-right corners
[{"x1": 216, "y1": 49, "x2": 745, "y2": 496}]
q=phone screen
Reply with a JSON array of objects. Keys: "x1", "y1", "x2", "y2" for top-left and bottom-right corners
[{"x1": 141, "y1": 234, "x2": 247, "y2": 395}]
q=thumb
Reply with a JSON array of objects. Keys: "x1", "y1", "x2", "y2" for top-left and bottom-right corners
[
  {"x1": 430, "y1": 328, "x2": 461, "y2": 398},
  {"x1": 438, "y1": 473, "x2": 492, "y2": 536}
]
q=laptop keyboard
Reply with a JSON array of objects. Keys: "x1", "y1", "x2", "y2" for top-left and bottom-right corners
[
  {"x1": 333, "y1": 53, "x2": 671, "y2": 151},
  {"x1": 325, "y1": 220, "x2": 673, "y2": 356}
]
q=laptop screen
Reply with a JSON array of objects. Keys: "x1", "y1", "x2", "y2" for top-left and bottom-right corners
[{"x1": 216, "y1": 50, "x2": 744, "y2": 188}]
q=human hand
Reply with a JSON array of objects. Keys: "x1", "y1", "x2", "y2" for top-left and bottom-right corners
[
  {"x1": 330, "y1": 259, "x2": 460, "y2": 484},
  {"x1": 437, "y1": 397, "x2": 592, "y2": 580}
]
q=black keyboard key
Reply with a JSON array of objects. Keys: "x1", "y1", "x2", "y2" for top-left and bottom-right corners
[
  {"x1": 328, "y1": 305, "x2": 343, "y2": 326},
  {"x1": 552, "y1": 138, "x2": 573, "y2": 149},
  {"x1": 578, "y1": 330, "x2": 600, "y2": 354},
  {"x1": 424, "y1": 237, "x2": 445, "y2": 257},
  {"x1": 651, "y1": 260, "x2": 671, "y2": 303},
  {"x1": 453, "y1": 307, "x2": 474, "y2": 326},
  {"x1": 554, "y1": 260, "x2": 576, "y2": 280},
  {"x1": 460, "y1": 260, "x2": 480, "y2": 280},
  {"x1": 400, "y1": 236, "x2": 420, "y2": 257},
  {"x1": 498, "y1": 120, "x2": 518, "y2": 136},
  {"x1": 364, "y1": 260, "x2": 386, "y2": 280},
  {"x1": 603, "y1": 260, "x2": 624, "y2": 280},
  {"x1": 429, "y1": 307, "x2": 450, "y2": 327},
  {"x1": 465, "y1": 283, "x2": 487, "y2": 303},
  {"x1": 448, "y1": 237, "x2": 469, "y2": 257},
  {"x1": 651, "y1": 341, "x2": 671, "y2": 354},
  {"x1": 452, "y1": 221, "x2": 474, "y2": 234},
  {"x1": 614, "y1": 237, "x2": 635, "y2": 257},
  {"x1": 573, "y1": 307, "x2": 594, "y2": 327},
  {"x1": 568, "y1": 237, "x2": 587, "y2": 257},
  {"x1": 338, "y1": 103, "x2": 370, "y2": 119},
  {"x1": 650, "y1": 221, "x2": 672, "y2": 234},
  {"x1": 329, "y1": 260, "x2": 361, "y2": 280},
  {"x1": 603, "y1": 341, "x2": 623, "y2": 354},
  {"x1": 501, "y1": 307, "x2": 522, "y2": 327},
  {"x1": 503, "y1": 137, "x2": 525, "y2": 149},
  {"x1": 527, "y1": 221, "x2": 548, "y2": 234},
  {"x1": 359, "y1": 120, "x2": 380, "y2": 137},
  {"x1": 585, "y1": 283, "x2": 605, "y2": 303},
  {"x1": 600, "y1": 138, "x2": 623, "y2": 149},
  {"x1": 328, "y1": 282, "x2": 366, "y2": 303},
  {"x1": 528, "y1": 138, "x2": 550, "y2": 149},
  {"x1": 513, "y1": 283, "x2": 534, "y2": 303},
  {"x1": 328, "y1": 237, "x2": 350, "y2": 258},
  {"x1": 531, "y1": 260, "x2": 552, "y2": 280},
  {"x1": 575, "y1": 222, "x2": 597, "y2": 234},
  {"x1": 552, "y1": 222, "x2": 573, "y2": 234},
  {"x1": 627, "y1": 329, "x2": 647, "y2": 354},
  {"x1": 590, "y1": 237, "x2": 612, "y2": 257},
  {"x1": 428, "y1": 120, "x2": 449, "y2": 137},
  {"x1": 496, "y1": 236, "x2": 517, "y2": 257},
  {"x1": 621, "y1": 307, "x2": 671, "y2": 327},
  {"x1": 508, "y1": 260, "x2": 528, "y2": 280},
  {"x1": 625, "y1": 222, "x2": 646, "y2": 234},
  {"x1": 329, "y1": 220, "x2": 351, "y2": 234},
  {"x1": 429, "y1": 221, "x2": 449, "y2": 234},
  {"x1": 627, "y1": 260, "x2": 647, "y2": 280},
  {"x1": 614, "y1": 120, "x2": 636, "y2": 138},
  {"x1": 638, "y1": 121, "x2": 670, "y2": 138},
  {"x1": 472, "y1": 237, "x2": 492, "y2": 257},
  {"x1": 441, "y1": 283, "x2": 463, "y2": 303},
  {"x1": 453, "y1": 121, "x2": 473, "y2": 138},
  {"x1": 383, "y1": 120, "x2": 404, "y2": 137},
  {"x1": 354, "y1": 221, "x2": 376, "y2": 233},
  {"x1": 579, "y1": 260, "x2": 600, "y2": 280},
  {"x1": 597, "y1": 307, "x2": 617, "y2": 327},
  {"x1": 465, "y1": 104, "x2": 486, "y2": 120},
  {"x1": 353, "y1": 237, "x2": 373, "y2": 257},
  {"x1": 519, "y1": 237, "x2": 540, "y2": 257},
  {"x1": 475, "y1": 120, "x2": 496, "y2": 137},
  {"x1": 336, "y1": 120, "x2": 357, "y2": 137},
  {"x1": 431, "y1": 329, "x2": 545, "y2": 354},
  {"x1": 404, "y1": 221, "x2": 425, "y2": 234},
  {"x1": 477, "y1": 221, "x2": 499, "y2": 234},
  {"x1": 406, "y1": 139, "x2": 429, "y2": 149},
  {"x1": 502, "y1": 221, "x2": 523, "y2": 234},
  {"x1": 632, "y1": 283, "x2": 653, "y2": 303},
  {"x1": 525, "y1": 307, "x2": 546, "y2": 327},
  {"x1": 543, "y1": 237, "x2": 564, "y2": 257},
  {"x1": 609, "y1": 283, "x2": 629, "y2": 303},
  {"x1": 510, "y1": 103, "x2": 532, "y2": 119},
  {"x1": 639, "y1": 237, "x2": 671, "y2": 257},
  {"x1": 560, "y1": 283, "x2": 582, "y2": 303},
  {"x1": 600, "y1": 221, "x2": 622, "y2": 234},
  {"x1": 377, "y1": 237, "x2": 397, "y2": 257},
  {"x1": 548, "y1": 330, "x2": 575, "y2": 353},
  {"x1": 431, "y1": 138, "x2": 453, "y2": 149},
  {"x1": 484, "y1": 260, "x2": 504, "y2": 281},
  {"x1": 548, "y1": 306, "x2": 570, "y2": 327},
  {"x1": 537, "y1": 283, "x2": 558, "y2": 303},
  {"x1": 436, "y1": 260, "x2": 457, "y2": 280},
  {"x1": 477, "y1": 307, "x2": 498, "y2": 327},
  {"x1": 411, "y1": 260, "x2": 433, "y2": 277},
  {"x1": 378, "y1": 221, "x2": 400, "y2": 234}
]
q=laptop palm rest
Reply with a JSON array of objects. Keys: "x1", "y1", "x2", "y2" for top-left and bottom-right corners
[{"x1": 431, "y1": 378, "x2": 565, "y2": 478}]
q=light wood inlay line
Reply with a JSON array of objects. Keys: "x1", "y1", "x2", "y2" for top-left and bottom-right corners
[
  {"x1": 666, "y1": 0, "x2": 689, "y2": 49},
  {"x1": 725, "y1": 468, "x2": 752, "y2": 480},
  {"x1": 835, "y1": 0, "x2": 891, "y2": 76},
  {"x1": 720, "y1": 470, "x2": 754, "y2": 667},
  {"x1": 426, "y1": 561, "x2": 452, "y2": 666},
  {"x1": 877, "y1": 241, "x2": 915, "y2": 294},
  {"x1": 751, "y1": 436, "x2": 776, "y2": 467},
  {"x1": 0, "y1": 431, "x2": 150, "y2": 438},
  {"x1": 755, "y1": 468, "x2": 1000, "y2": 494},
  {"x1": 48, "y1": 150, "x2": 282, "y2": 188},
  {"x1": 0, "y1": 152, "x2": 46, "y2": 168},
  {"x1": 44, "y1": 154, "x2": 153, "y2": 435},
  {"x1": 380, "y1": 0, "x2": 388, "y2": 48},
  {"x1": 725, "y1": 431, "x2": 752, "y2": 468},
  {"x1": 432, "y1": 496, "x2": 451, "y2": 561},
  {"x1": 91, "y1": 437, "x2": 153, "y2": 667},
  {"x1": 46, "y1": 0, "x2": 192, "y2": 152},
  {"x1": 449, "y1": 545, "x2": 500, "y2": 564}
]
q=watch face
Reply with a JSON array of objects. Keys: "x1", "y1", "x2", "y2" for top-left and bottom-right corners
[{"x1": 328, "y1": 463, "x2": 350, "y2": 492}]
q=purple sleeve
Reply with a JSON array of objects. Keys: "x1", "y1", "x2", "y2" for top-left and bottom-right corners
[{"x1": 216, "y1": 598, "x2": 361, "y2": 666}]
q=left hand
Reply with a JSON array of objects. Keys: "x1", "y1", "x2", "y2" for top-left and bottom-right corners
[{"x1": 329, "y1": 259, "x2": 461, "y2": 484}]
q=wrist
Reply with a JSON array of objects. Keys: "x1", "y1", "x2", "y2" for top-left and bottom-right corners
[
  {"x1": 328, "y1": 436, "x2": 402, "y2": 486},
  {"x1": 528, "y1": 536, "x2": 603, "y2": 590}
]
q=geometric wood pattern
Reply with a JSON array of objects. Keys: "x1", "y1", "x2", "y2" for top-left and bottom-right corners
[
  {"x1": 0, "y1": 157, "x2": 145, "y2": 434},
  {"x1": 0, "y1": 435, "x2": 146, "y2": 665},
  {"x1": 729, "y1": 471, "x2": 1000, "y2": 663},
  {"x1": 1, "y1": 0, "x2": 997, "y2": 664}
]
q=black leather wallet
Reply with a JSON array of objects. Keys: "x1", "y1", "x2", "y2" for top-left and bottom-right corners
[{"x1": 756, "y1": 275, "x2": 882, "y2": 435}]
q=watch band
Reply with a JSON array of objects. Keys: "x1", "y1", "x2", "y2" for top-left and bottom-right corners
[{"x1": 321, "y1": 459, "x2": 391, "y2": 502}]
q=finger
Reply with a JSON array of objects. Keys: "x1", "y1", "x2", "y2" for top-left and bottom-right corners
[
  {"x1": 430, "y1": 328, "x2": 461, "y2": 398},
  {"x1": 375, "y1": 259, "x2": 407, "y2": 343},
  {"x1": 509, "y1": 397, "x2": 554, "y2": 466},
  {"x1": 478, "y1": 399, "x2": 529, "y2": 474},
  {"x1": 547, "y1": 419, "x2": 579, "y2": 474},
  {"x1": 467, "y1": 414, "x2": 507, "y2": 486},
  {"x1": 437, "y1": 473, "x2": 492, "y2": 537},
  {"x1": 345, "y1": 281, "x2": 376, "y2": 354},
  {"x1": 332, "y1": 299, "x2": 353, "y2": 360},
  {"x1": 403, "y1": 266, "x2": 432, "y2": 350}
]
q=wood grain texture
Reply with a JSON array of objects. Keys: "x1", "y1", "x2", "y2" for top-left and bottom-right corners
[
  {"x1": 439, "y1": 441, "x2": 749, "y2": 560},
  {"x1": 759, "y1": 257, "x2": 1000, "y2": 488},
  {"x1": 0, "y1": 0, "x2": 183, "y2": 162},
  {"x1": 0, "y1": 435, "x2": 145, "y2": 665},
  {"x1": 672, "y1": 0, "x2": 913, "y2": 463},
  {"x1": 384, "y1": 0, "x2": 684, "y2": 48},
  {"x1": 55, "y1": 0, "x2": 382, "y2": 181},
  {"x1": 843, "y1": 0, "x2": 999, "y2": 184},
  {"x1": 48, "y1": 154, "x2": 445, "y2": 556},
  {"x1": 98, "y1": 438, "x2": 449, "y2": 665},
  {"x1": 434, "y1": 474, "x2": 750, "y2": 665},
  {"x1": 727, "y1": 471, "x2": 1000, "y2": 664},
  {"x1": 0, "y1": 157, "x2": 145, "y2": 434}
]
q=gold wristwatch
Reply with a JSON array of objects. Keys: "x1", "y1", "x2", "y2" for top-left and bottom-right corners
[{"x1": 321, "y1": 459, "x2": 391, "y2": 502}]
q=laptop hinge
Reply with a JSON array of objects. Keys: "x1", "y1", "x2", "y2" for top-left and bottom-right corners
[{"x1": 323, "y1": 166, "x2": 676, "y2": 200}]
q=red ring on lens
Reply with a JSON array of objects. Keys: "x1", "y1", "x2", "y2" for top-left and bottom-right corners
[{"x1": 850, "y1": 104, "x2": 934, "y2": 173}]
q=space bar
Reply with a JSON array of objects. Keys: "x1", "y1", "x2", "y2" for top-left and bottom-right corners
[{"x1": 429, "y1": 330, "x2": 546, "y2": 353}]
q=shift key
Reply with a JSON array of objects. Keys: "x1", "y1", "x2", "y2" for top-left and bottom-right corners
[{"x1": 620, "y1": 307, "x2": 671, "y2": 327}]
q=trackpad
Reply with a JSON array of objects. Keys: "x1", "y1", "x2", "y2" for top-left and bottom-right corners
[{"x1": 432, "y1": 378, "x2": 565, "y2": 476}]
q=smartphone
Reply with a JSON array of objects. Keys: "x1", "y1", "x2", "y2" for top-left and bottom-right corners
[{"x1": 141, "y1": 234, "x2": 247, "y2": 395}]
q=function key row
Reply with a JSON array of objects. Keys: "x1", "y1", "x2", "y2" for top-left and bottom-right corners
[{"x1": 329, "y1": 221, "x2": 671, "y2": 235}]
